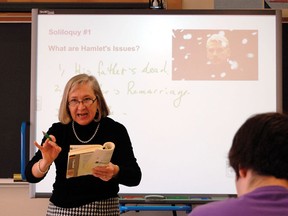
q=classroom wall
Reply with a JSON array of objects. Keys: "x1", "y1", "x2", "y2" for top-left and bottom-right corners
[
  {"x1": 0, "y1": 182, "x2": 48, "y2": 216},
  {"x1": 2, "y1": 24, "x2": 288, "y2": 216},
  {"x1": 0, "y1": 183, "x2": 189, "y2": 216},
  {"x1": 183, "y1": 0, "x2": 213, "y2": 9},
  {"x1": 0, "y1": 1, "x2": 287, "y2": 215}
]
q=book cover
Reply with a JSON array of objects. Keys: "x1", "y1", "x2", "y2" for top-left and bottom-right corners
[{"x1": 66, "y1": 142, "x2": 115, "y2": 178}]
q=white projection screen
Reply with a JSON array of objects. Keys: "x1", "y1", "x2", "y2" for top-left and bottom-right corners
[{"x1": 30, "y1": 9, "x2": 282, "y2": 197}]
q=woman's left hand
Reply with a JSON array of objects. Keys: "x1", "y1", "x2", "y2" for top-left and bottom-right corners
[{"x1": 92, "y1": 162, "x2": 119, "y2": 181}]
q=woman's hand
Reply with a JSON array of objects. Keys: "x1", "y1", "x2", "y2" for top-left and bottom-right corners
[
  {"x1": 92, "y1": 162, "x2": 119, "y2": 181},
  {"x1": 32, "y1": 135, "x2": 62, "y2": 177},
  {"x1": 34, "y1": 135, "x2": 62, "y2": 165}
]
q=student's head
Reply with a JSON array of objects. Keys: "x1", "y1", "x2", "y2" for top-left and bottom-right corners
[
  {"x1": 229, "y1": 112, "x2": 288, "y2": 182},
  {"x1": 58, "y1": 73, "x2": 110, "y2": 124}
]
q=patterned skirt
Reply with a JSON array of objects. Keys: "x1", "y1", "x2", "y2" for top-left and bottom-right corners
[{"x1": 46, "y1": 197, "x2": 120, "y2": 216}]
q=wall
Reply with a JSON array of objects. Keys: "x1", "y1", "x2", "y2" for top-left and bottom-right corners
[
  {"x1": 0, "y1": 1, "x2": 287, "y2": 216},
  {"x1": 0, "y1": 181, "x2": 189, "y2": 216},
  {"x1": 0, "y1": 0, "x2": 182, "y2": 10},
  {"x1": 183, "y1": 0, "x2": 213, "y2": 9},
  {"x1": 0, "y1": 181, "x2": 48, "y2": 216}
]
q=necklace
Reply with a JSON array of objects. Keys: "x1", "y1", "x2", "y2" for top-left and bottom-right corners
[{"x1": 72, "y1": 121, "x2": 100, "y2": 143}]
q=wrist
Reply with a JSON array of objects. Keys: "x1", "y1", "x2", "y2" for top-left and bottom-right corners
[{"x1": 37, "y1": 159, "x2": 50, "y2": 174}]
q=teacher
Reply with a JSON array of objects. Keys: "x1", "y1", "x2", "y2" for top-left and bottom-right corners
[{"x1": 25, "y1": 73, "x2": 142, "y2": 216}]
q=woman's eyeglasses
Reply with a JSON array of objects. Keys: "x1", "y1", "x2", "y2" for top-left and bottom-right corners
[{"x1": 68, "y1": 98, "x2": 97, "y2": 107}]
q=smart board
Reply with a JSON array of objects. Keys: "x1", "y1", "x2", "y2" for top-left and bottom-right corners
[{"x1": 30, "y1": 9, "x2": 282, "y2": 197}]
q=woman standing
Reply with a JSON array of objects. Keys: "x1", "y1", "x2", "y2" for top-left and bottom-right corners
[{"x1": 25, "y1": 73, "x2": 142, "y2": 216}]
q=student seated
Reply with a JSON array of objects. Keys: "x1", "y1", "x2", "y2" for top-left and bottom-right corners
[{"x1": 189, "y1": 112, "x2": 288, "y2": 216}]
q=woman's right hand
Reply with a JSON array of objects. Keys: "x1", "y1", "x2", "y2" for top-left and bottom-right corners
[{"x1": 34, "y1": 134, "x2": 62, "y2": 165}]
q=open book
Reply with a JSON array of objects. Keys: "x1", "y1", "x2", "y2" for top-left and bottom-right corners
[{"x1": 66, "y1": 142, "x2": 115, "y2": 178}]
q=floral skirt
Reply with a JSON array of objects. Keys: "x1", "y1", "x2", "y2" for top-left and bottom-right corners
[{"x1": 46, "y1": 197, "x2": 120, "y2": 216}]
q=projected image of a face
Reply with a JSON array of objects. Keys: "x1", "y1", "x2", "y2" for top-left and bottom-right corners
[
  {"x1": 172, "y1": 29, "x2": 258, "y2": 80},
  {"x1": 206, "y1": 34, "x2": 231, "y2": 65}
]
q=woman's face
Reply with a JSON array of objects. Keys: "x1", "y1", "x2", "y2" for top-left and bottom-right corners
[{"x1": 68, "y1": 82, "x2": 98, "y2": 125}]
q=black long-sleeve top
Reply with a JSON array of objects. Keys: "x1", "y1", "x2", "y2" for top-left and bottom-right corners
[{"x1": 25, "y1": 117, "x2": 142, "y2": 208}]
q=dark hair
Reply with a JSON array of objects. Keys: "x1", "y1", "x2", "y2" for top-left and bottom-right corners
[{"x1": 229, "y1": 112, "x2": 288, "y2": 179}]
